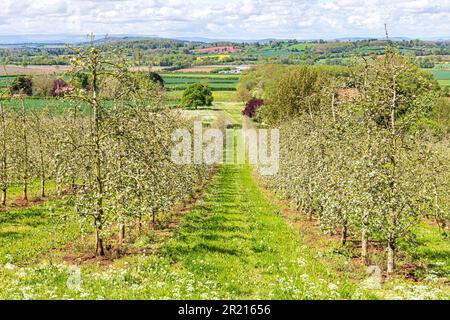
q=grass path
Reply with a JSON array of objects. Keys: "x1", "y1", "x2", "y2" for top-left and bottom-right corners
[{"x1": 158, "y1": 163, "x2": 363, "y2": 299}]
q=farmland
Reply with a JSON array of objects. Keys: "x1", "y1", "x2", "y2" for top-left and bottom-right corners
[
  {"x1": 430, "y1": 69, "x2": 450, "y2": 88},
  {"x1": 0, "y1": 37, "x2": 449, "y2": 302},
  {"x1": 161, "y1": 73, "x2": 239, "y2": 91}
]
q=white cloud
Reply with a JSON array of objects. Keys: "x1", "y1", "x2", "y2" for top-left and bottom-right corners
[{"x1": 0, "y1": 0, "x2": 449, "y2": 39}]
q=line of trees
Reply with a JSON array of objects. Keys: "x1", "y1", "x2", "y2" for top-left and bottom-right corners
[
  {"x1": 0, "y1": 46, "x2": 213, "y2": 257},
  {"x1": 256, "y1": 46, "x2": 450, "y2": 274}
]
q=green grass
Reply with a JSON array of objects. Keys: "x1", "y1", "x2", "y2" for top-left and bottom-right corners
[
  {"x1": 166, "y1": 83, "x2": 236, "y2": 91},
  {"x1": 6, "y1": 180, "x2": 57, "y2": 202},
  {"x1": 247, "y1": 50, "x2": 295, "y2": 56},
  {"x1": 161, "y1": 73, "x2": 239, "y2": 80},
  {"x1": 0, "y1": 199, "x2": 81, "y2": 265},
  {"x1": 0, "y1": 76, "x2": 15, "y2": 88},
  {"x1": 162, "y1": 73, "x2": 239, "y2": 91},
  {"x1": 431, "y1": 69, "x2": 450, "y2": 80},
  {"x1": 0, "y1": 158, "x2": 448, "y2": 299},
  {"x1": 438, "y1": 79, "x2": 450, "y2": 87},
  {"x1": 0, "y1": 163, "x2": 365, "y2": 299},
  {"x1": 1, "y1": 98, "x2": 88, "y2": 114},
  {"x1": 407, "y1": 223, "x2": 450, "y2": 279},
  {"x1": 166, "y1": 90, "x2": 238, "y2": 105},
  {"x1": 214, "y1": 102, "x2": 244, "y2": 124},
  {"x1": 213, "y1": 91, "x2": 237, "y2": 102}
]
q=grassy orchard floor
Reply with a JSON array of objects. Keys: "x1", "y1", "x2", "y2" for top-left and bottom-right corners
[
  {"x1": 0, "y1": 163, "x2": 448, "y2": 299},
  {"x1": 0, "y1": 164, "x2": 367, "y2": 299},
  {"x1": 0, "y1": 101, "x2": 360, "y2": 299},
  {"x1": 0, "y1": 102, "x2": 448, "y2": 299},
  {"x1": 0, "y1": 199, "x2": 81, "y2": 266}
]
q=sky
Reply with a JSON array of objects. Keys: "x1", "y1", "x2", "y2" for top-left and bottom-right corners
[{"x1": 0, "y1": 0, "x2": 449, "y2": 40}]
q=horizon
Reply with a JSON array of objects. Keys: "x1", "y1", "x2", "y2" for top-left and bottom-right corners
[{"x1": 0, "y1": 33, "x2": 449, "y2": 46}]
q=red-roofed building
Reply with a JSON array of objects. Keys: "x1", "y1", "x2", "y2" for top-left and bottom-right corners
[{"x1": 194, "y1": 46, "x2": 241, "y2": 54}]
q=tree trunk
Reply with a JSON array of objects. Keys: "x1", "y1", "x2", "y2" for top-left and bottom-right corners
[
  {"x1": 341, "y1": 223, "x2": 348, "y2": 246},
  {"x1": 150, "y1": 210, "x2": 156, "y2": 228},
  {"x1": 361, "y1": 228, "x2": 368, "y2": 265},
  {"x1": 92, "y1": 68, "x2": 105, "y2": 257},
  {"x1": 95, "y1": 221, "x2": 105, "y2": 256},
  {"x1": 0, "y1": 103, "x2": 7, "y2": 206},
  {"x1": 136, "y1": 214, "x2": 142, "y2": 233},
  {"x1": 387, "y1": 241, "x2": 396, "y2": 275},
  {"x1": 41, "y1": 174, "x2": 45, "y2": 198},
  {"x1": 118, "y1": 222, "x2": 125, "y2": 254},
  {"x1": 21, "y1": 100, "x2": 29, "y2": 202},
  {"x1": 23, "y1": 175, "x2": 28, "y2": 201},
  {"x1": 306, "y1": 207, "x2": 312, "y2": 221},
  {"x1": 1, "y1": 185, "x2": 6, "y2": 206}
]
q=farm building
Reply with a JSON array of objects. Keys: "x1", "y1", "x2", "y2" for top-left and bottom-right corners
[{"x1": 194, "y1": 46, "x2": 241, "y2": 54}]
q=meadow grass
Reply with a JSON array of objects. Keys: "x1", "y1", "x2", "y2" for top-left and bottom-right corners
[
  {"x1": 165, "y1": 90, "x2": 238, "y2": 105},
  {"x1": 0, "y1": 198, "x2": 81, "y2": 266},
  {"x1": 161, "y1": 73, "x2": 239, "y2": 91},
  {"x1": 5, "y1": 180, "x2": 57, "y2": 203},
  {"x1": 431, "y1": 69, "x2": 450, "y2": 80},
  {"x1": 1, "y1": 98, "x2": 89, "y2": 114},
  {"x1": 0, "y1": 95, "x2": 448, "y2": 300},
  {"x1": 438, "y1": 79, "x2": 450, "y2": 87},
  {"x1": 161, "y1": 73, "x2": 240, "y2": 80},
  {"x1": 0, "y1": 163, "x2": 366, "y2": 299},
  {"x1": 0, "y1": 160, "x2": 448, "y2": 299},
  {"x1": 406, "y1": 223, "x2": 450, "y2": 279},
  {"x1": 215, "y1": 102, "x2": 245, "y2": 123}
]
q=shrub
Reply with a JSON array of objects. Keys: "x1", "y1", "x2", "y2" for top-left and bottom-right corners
[
  {"x1": 32, "y1": 75, "x2": 55, "y2": 97},
  {"x1": 242, "y1": 99, "x2": 264, "y2": 118},
  {"x1": 148, "y1": 72, "x2": 165, "y2": 87},
  {"x1": 10, "y1": 76, "x2": 33, "y2": 95}
]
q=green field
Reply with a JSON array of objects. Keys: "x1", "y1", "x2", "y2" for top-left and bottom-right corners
[
  {"x1": 0, "y1": 76, "x2": 15, "y2": 87},
  {"x1": 0, "y1": 98, "x2": 91, "y2": 115},
  {"x1": 0, "y1": 76, "x2": 15, "y2": 95},
  {"x1": 162, "y1": 73, "x2": 239, "y2": 91},
  {"x1": 431, "y1": 69, "x2": 450, "y2": 80}
]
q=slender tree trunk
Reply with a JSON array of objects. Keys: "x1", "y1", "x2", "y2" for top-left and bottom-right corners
[
  {"x1": 38, "y1": 140, "x2": 45, "y2": 198},
  {"x1": 387, "y1": 239, "x2": 396, "y2": 275},
  {"x1": 1, "y1": 182, "x2": 6, "y2": 206},
  {"x1": 136, "y1": 213, "x2": 142, "y2": 233},
  {"x1": 0, "y1": 103, "x2": 7, "y2": 206},
  {"x1": 23, "y1": 175, "x2": 28, "y2": 201},
  {"x1": 307, "y1": 207, "x2": 312, "y2": 221},
  {"x1": 361, "y1": 228, "x2": 369, "y2": 265},
  {"x1": 307, "y1": 179, "x2": 313, "y2": 221},
  {"x1": 341, "y1": 221, "x2": 348, "y2": 246},
  {"x1": 295, "y1": 195, "x2": 300, "y2": 211},
  {"x1": 150, "y1": 209, "x2": 156, "y2": 228},
  {"x1": 21, "y1": 101, "x2": 28, "y2": 202},
  {"x1": 41, "y1": 174, "x2": 45, "y2": 198},
  {"x1": 95, "y1": 220, "x2": 105, "y2": 256},
  {"x1": 118, "y1": 222, "x2": 125, "y2": 254},
  {"x1": 93, "y1": 68, "x2": 105, "y2": 257}
]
